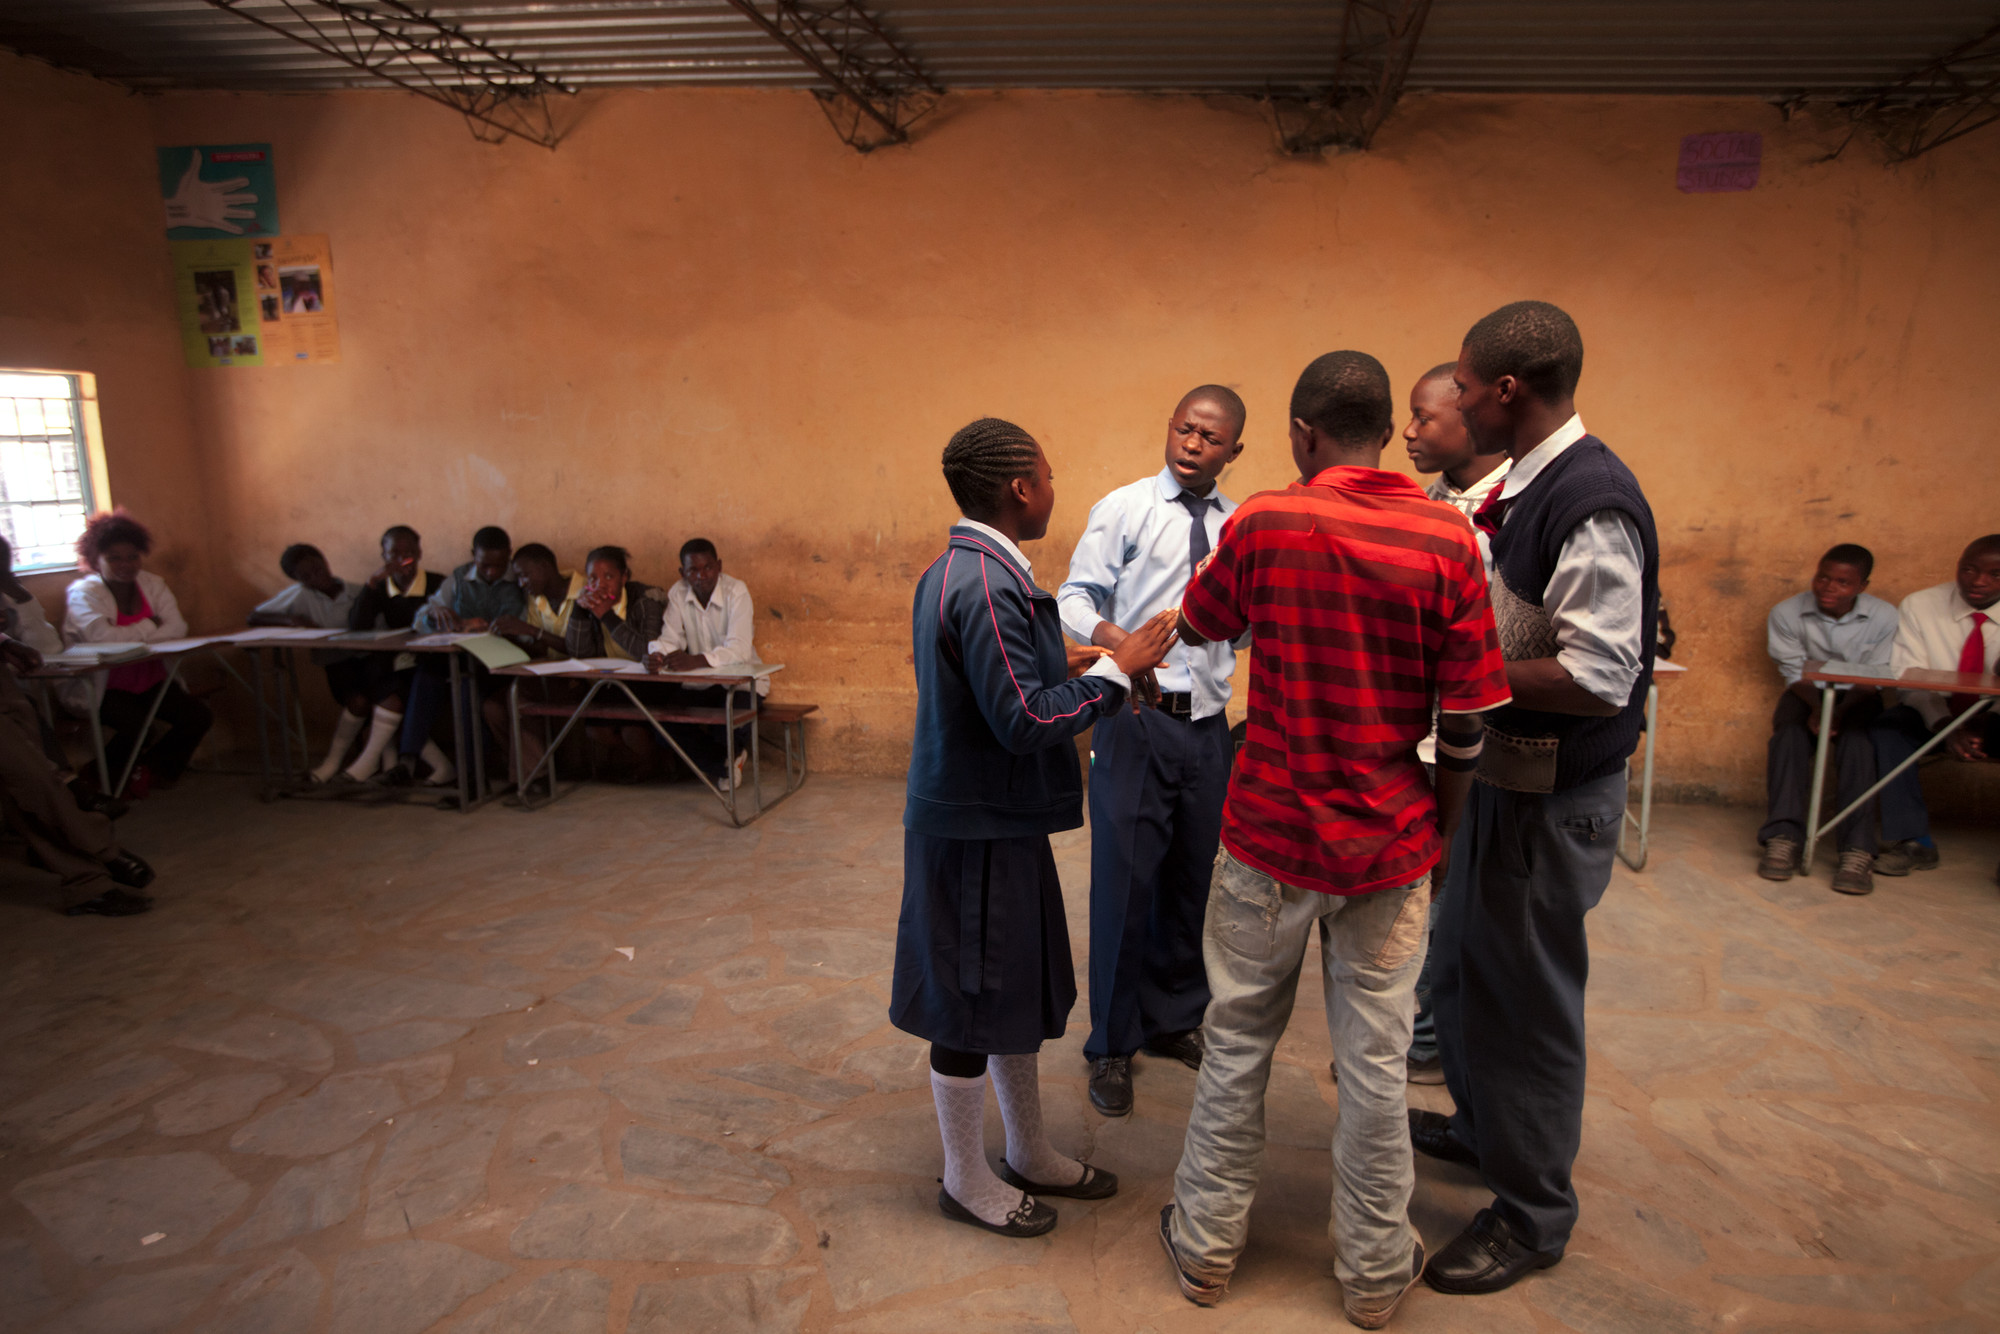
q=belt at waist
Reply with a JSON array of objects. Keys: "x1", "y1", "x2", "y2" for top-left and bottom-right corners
[{"x1": 1152, "y1": 691, "x2": 1195, "y2": 718}]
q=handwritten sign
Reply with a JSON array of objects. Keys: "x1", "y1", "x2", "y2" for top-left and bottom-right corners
[{"x1": 1677, "y1": 132, "x2": 1761, "y2": 193}]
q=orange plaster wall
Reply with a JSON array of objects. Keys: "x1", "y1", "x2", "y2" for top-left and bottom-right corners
[
  {"x1": 12, "y1": 59, "x2": 1999, "y2": 799},
  {"x1": 0, "y1": 52, "x2": 219, "y2": 629}
]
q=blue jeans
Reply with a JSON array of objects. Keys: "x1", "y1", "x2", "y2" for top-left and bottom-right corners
[{"x1": 1169, "y1": 847, "x2": 1427, "y2": 1302}]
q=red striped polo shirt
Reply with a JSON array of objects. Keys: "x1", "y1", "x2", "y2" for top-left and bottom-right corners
[{"x1": 1181, "y1": 465, "x2": 1511, "y2": 895}]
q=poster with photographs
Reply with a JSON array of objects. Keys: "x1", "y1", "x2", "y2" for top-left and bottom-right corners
[{"x1": 171, "y1": 235, "x2": 341, "y2": 368}]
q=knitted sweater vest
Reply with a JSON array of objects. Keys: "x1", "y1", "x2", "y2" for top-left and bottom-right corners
[{"x1": 1485, "y1": 437, "x2": 1659, "y2": 791}]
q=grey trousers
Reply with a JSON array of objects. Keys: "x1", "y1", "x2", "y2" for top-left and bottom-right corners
[{"x1": 1169, "y1": 846, "x2": 1428, "y2": 1302}]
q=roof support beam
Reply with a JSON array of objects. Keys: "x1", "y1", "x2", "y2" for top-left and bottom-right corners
[
  {"x1": 723, "y1": 0, "x2": 942, "y2": 152},
  {"x1": 201, "y1": 0, "x2": 573, "y2": 148},
  {"x1": 1266, "y1": 0, "x2": 1434, "y2": 155},
  {"x1": 1811, "y1": 18, "x2": 2000, "y2": 163}
]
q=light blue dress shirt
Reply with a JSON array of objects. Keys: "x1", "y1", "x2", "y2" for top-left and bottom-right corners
[
  {"x1": 1767, "y1": 589, "x2": 1897, "y2": 688},
  {"x1": 1057, "y1": 467, "x2": 1238, "y2": 720}
]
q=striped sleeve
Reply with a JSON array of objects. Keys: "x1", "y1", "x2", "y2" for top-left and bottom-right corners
[{"x1": 1437, "y1": 539, "x2": 1512, "y2": 714}]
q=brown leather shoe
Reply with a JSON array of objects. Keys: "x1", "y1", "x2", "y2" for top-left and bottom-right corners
[
  {"x1": 1830, "y1": 848, "x2": 1875, "y2": 896},
  {"x1": 1757, "y1": 837, "x2": 1800, "y2": 881}
]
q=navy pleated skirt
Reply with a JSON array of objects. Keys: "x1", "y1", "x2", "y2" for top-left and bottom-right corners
[{"x1": 889, "y1": 829, "x2": 1077, "y2": 1054}]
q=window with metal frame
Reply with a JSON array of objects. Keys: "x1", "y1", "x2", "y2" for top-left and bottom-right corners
[{"x1": 0, "y1": 370, "x2": 110, "y2": 573}]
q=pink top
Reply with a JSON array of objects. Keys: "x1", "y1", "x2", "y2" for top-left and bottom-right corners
[{"x1": 106, "y1": 593, "x2": 168, "y2": 694}]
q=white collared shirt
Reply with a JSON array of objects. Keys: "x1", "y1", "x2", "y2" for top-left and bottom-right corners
[
  {"x1": 1056, "y1": 467, "x2": 1238, "y2": 720},
  {"x1": 954, "y1": 518, "x2": 1131, "y2": 695},
  {"x1": 652, "y1": 570, "x2": 767, "y2": 696},
  {"x1": 1426, "y1": 458, "x2": 1510, "y2": 520},
  {"x1": 1892, "y1": 581, "x2": 2000, "y2": 728},
  {"x1": 1488, "y1": 415, "x2": 1647, "y2": 709}
]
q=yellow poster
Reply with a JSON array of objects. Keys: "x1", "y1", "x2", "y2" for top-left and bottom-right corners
[
  {"x1": 172, "y1": 234, "x2": 340, "y2": 368},
  {"x1": 172, "y1": 238, "x2": 264, "y2": 368},
  {"x1": 258, "y1": 234, "x2": 342, "y2": 364}
]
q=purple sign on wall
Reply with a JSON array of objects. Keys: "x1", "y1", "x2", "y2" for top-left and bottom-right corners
[{"x1": 1677, "y1": 132, "x2": 1762, "y2": 193}]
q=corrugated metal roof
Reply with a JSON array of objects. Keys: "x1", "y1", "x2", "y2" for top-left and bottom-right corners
[{"x1": 2, "y1": 0, "x2": 1994, "y2": 96}]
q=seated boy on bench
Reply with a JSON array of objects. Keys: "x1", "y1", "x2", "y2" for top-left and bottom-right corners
[{"x1": 646, "y1": 538, "x2": 762, "y2": 792}]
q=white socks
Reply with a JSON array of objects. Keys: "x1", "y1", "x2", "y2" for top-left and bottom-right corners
[
  {"x1": 343, "y1": 705, "x2": 401, "y2": 780},
  {"x1": 310, "y1": 710, "x2": 366, "y2": 783},
  {"x1": 988, "y1": 1052, "x2": 1085, "y2": 1187},
  {"x1": 419, "y1": 739, "x2": 456, "y2": 786},
  {"x1": 931, "y1": 1071, "x2": 1027, "y2": 1226}
]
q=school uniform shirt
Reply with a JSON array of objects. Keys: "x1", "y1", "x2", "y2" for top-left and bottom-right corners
[
  {"x1": 525, "y1": 571, "x2": 585, "y2": 639},
  {"x1": 1890, "y1": 581, "x2": 2000, "y2": 729},
  {"x1": 1425, "y1": 459, "x2": 1511, "y2": 520},
  {"x1": 3, "y1": 590, "x2": 64, "y2": 658},
  {"x1": 65, "y1": 570, "x2": 188, "y2": 644},
  {"x1": 1181, "y1": 466, "x2": 1512, "y2": 895},
  {"x1": 564, "y1": 580, "x2": 667, "y2": 661},
  {"x1": 413, "y1": 561, "x2": 526, "y2": 632},
  {"x1": 1766, "y1": 590, "x2": 1896, "y2": 687},
  {"x1": 653, "y1": 571, "x2": 768, "y2": 697},
  {"x1": 1477, "y1": 415, "x2": 1646, "y2": 709},
  {"x1": 349, "y1": 569, "x2": 442, "y2": 673},
  {"x1": 253, "y1": 578, "x2": 359, "y2": 629},
  {"x1": 1058, "y1": 467, "x2": 1239, "y2": 721}
]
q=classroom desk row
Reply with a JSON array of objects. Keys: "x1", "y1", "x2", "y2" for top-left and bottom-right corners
[{"x1": 24, "y1": 628, "x2": 813, "y2": 826}]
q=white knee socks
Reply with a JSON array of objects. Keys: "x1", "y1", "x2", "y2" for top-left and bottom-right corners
[
  {"x1": 988, "y1": 1052, "x2": 1085, "y2": 1187},
  {"x1": 343, "y1": 706, "x2": 401, "y2": 780},
  {"x1": 310, "y1": 710, "x2": 366, "y2": 783},
  {"x1": 931, "y1": 1070, "x2": 1027, "y2": 1225},
  {"x1": 419, "y1": 739, "x2": 456, "y2": 785}
]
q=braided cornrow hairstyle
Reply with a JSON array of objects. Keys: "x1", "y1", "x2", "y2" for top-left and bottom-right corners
[{"x1": 941, "y1": 418, "x2": 1039, "y2": 520}]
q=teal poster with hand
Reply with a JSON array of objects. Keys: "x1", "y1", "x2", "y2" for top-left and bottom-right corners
[{"x1": 158, "y1": 143, "x2": 279, "y2": 239}]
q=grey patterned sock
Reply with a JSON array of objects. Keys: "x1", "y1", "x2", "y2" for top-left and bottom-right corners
[
  {"x1": 988, "y1": 1052, "x2": 1084, "y2": 1186},
  {"x1": 931, "y1": 1070, "x2": 1027, "y2": 1225}
]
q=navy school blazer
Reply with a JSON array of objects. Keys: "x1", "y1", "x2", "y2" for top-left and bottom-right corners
[{"x1": 904, "y1": 525, "x2": 1127, "y2": 840}]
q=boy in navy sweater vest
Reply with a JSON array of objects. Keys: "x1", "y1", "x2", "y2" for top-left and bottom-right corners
[{"x1": 894, "y1": 417, "x2": 1176, "y2": 1237}]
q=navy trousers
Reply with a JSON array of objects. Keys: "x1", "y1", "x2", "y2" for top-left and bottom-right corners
[
  {"x1": 1759, "y1": 690, "x2": 1881, "y2": 852},
  {"x1": 1431, "y1": 768, "x2": 1624, "y2": 1255},
  {"x1": 1084, "y1": 704, "x2": 1230, "y2": 1061}
]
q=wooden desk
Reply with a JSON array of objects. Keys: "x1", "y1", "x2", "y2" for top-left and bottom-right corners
[
  {"x1": 1799, "y1": 661, "x2": 2000, "y2": 876},
  {"x1": 1616, "y1": 659, "x2": 1687, "y2": 872}
]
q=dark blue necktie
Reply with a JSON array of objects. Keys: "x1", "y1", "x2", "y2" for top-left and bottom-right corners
[{"x1": 1176, "y1": 491, "x2": 1214, "y2": 575}]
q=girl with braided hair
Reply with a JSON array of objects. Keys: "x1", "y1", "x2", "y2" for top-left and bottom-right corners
[{"x1": 894, "y1": 417, "x2": 1179, "y2": 1237}]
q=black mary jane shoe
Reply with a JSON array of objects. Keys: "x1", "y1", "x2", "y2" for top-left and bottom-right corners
[
  {"x1": 937, "y1": 1186, "x2": 1057, "y2": 1238},
  {"x1": 105, "y1": 851, "x2": 155, "y2": 890},
  {"x1": 997, "y1": 1158, "x2": 1119, "y2": 1200},
  {"x1": 1424, "y1": 1208, "x2": 1562, "y2": 1295},
  {"x1": 63, "y1": 888, "x2": 153, "y2": 917},
  {"x1": 1409, "y1": 1108, "x2": 1480, "y2": 1170}
]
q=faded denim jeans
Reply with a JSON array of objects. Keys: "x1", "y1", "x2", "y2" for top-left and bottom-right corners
[{"x1": 1169, "y1": 846, "x2": 1427, "y2": 1302}]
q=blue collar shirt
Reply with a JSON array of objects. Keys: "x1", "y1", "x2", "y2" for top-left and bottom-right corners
[{"x1": 1057, "y1": 466, "x2": 1239, "y2": 720}]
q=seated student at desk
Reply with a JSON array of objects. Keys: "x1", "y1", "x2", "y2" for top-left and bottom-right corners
[
  {"x1": 1871, "y1": 534, "x2": 2000, "y2": 884},
  {"x1": 646, "y1": 538, "x2": 763, "y2": 791},
  {"x1": 385, "y1": 526, "x2": 524, "y2": 786},
  {"x1": 338, "y1": 525, "x2": 442, "y2": 782},
  {"x1": 248, "y1": 543, "x2": 368, "y2": 782},
  {"x1": 566, "y1": 545, "x2": 668, "y2": 781},
  {"x1": 63, "y1": 510, "x2": 213, "y2": 791},
  {"x1": 486, "y1": 543, "x2": 581, "y2": 776},
  {"x1": 1757, "y1": 544, "x2": 1896, "y2": 896}
]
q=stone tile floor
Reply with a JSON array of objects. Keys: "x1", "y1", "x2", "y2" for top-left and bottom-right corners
[{"x1": 0, "y1": 773, "x2": 1995, "y2": 1334}]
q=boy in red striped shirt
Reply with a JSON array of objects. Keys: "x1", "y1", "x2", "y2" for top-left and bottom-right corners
[{"x1": 1158, "y1": 351, "x2": 1511, "y2": 1330}]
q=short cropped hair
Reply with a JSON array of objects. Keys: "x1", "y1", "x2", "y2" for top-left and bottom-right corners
[
  {"x1": 584, "y1": 545, "x2": 630, "y2": 575},
  {"x1": 1290, "y1": 352, "x2": 1394, "y2": 446},
  {"x1": 513, "y1": 542, "x2": 556, "y2": 569},
  {"x1": 1182, "y1": 384, "x2": 1247, "y2": 437},
  {"x1": 1820, "y1": 543, "x2": 1874, "y2": 580},
  {"x1": 472, "y1": 525, "x2": 511, "y2": 553},
  {"x1": 77, "y1": 509, "x2": 152, "y2": 568},
  {"x1": 1462, "y1": 301, "x2": 1584, "y2": 403},
  {"x1": 1966, "y1": 534, "x2": 2000, "y2": 560},
  {"x1": 380, "y1": 524, "x2": 419, "y2": 549},
  {"x1": 942, "y1": 418, "x2": 1039, "y2": 520},
  {"x1": 280, "y1": 543, "x2": 324, "y2": 579},
  {"x1": 1419, "y1": 361, "x2": 1458, "y2": 386},
  {"x1": 680, "y1": 538, "x2": 718, "y2": 562}
]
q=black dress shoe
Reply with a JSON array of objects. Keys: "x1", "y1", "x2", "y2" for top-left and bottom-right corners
[
  {"x1": 69, "y1": 783, "x2": 128, "y2": 821},
  {"x1": 937, "y1": 1186, "x2": 1057, "y2": 1237},
  {"x1": 63, "y1": 888, "x2": 152, "y2": 917},
  {"x1": 1142, "y1": 1028, "x2": 1204, "y2": 1070},
  {"x1": 998, "y1": 1158, "x2": 1119, "y2": 1200},
  {"x1": 1424, "y1": 1208, "x2": 1561, "y2": 1295},
  {"x1": 105, "y1": 851, "x2": 155, "y2": 890},
  {"x1": 1409, "y1": 1109, "x2": 1480, "y2": 1169},
  {"x1": 1088, "y1": 1055, "x2": 1133, "y2": 1117}
]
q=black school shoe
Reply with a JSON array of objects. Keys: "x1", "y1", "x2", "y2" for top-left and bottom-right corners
[
  {"x1": 997, "y1": 1158, "x2": 1119, "y2": 1200},
  {"x1": 1142, "y1": 1028, "x2": 1205, "y2": 1069},
  {"x1": 1088, "y1": 1055, "x2": 1133, "y2": 1116},
  {"x1": 64, "y1": 888, "x2": 152, "y2": 917},
  {"x1": 106, "y1": 852, "x2": 155, "y2": 890},
  {"x1": 1409, "y1": 1109, "x2": 1480, "y2": 1169},
  {"x1": 1424, "y1": 1208, "x2": 1562, "y2": 1295},
  {"x1": 69, "y1": 782, "x2": 128, "y2": 821},
  {"x1": 937, "y1": 1186, "x2": 1057, "y2": 1237}
]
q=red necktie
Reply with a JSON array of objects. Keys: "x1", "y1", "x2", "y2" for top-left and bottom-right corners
[{"x1": 1951, "y1": 611, "x2": 1991, "y2": 716}]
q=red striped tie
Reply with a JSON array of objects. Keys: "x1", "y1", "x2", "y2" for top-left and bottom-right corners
[{"x1": 1951, "y1": 611, "x2": 1991, "y2": 716}]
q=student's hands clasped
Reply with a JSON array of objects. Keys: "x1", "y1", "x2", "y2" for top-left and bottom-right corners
[
  {"x1": 1111, "y1": 608, "x2": 1180, "y2": 710},
  {"x1": 1066, "y1": 644, "x2": 1110, "y2": 678}
]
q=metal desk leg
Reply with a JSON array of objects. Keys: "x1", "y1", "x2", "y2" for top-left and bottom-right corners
[
  {"x1": 251, "y1": 648, "x2": 276, "y2": 800},
  {"x1": 1801, "y1": 684, "x2": 1839, "y2": 875},
  {"x1": 1618, "y1": 683, "x2": 1659, "y2": 871},
  {"x1": 447, "y1": 654, "x2": 474, "y2": 812},
  {"x1": 1807, "y1": 695, "x2": 1992, "y2": 867},
  {"x1": 509, "y1": 676, "x2": 524, "y2": 795},
  {"x1": 111, "y1": 658, "x2": 187, "y2": 798},
  {"x1": 514, "y1": 678, "x2": 611, "y2": 810}
]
